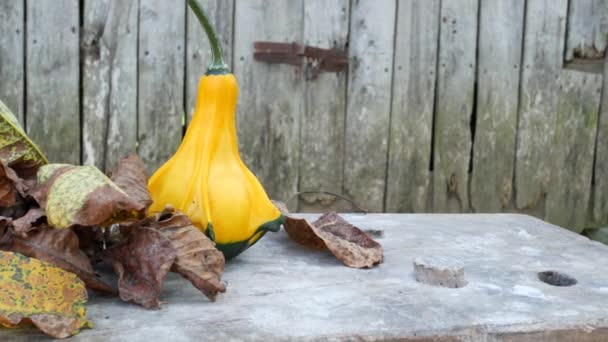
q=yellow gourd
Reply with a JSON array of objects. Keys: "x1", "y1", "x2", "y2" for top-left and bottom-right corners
[{"x1": 148, "y1": 0, "x2": 283, "y2": 258}]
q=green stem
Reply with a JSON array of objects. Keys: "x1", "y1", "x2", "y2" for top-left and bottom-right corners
[{"x1": 187, "y1": 0, "x2": 229, "y2": 74}]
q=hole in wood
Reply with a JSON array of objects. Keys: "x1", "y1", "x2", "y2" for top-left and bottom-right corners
[{"x1": 538, "y1": 271, "x2": 577, "y2": 287}]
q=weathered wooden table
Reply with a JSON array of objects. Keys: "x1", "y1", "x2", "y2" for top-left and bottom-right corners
[{"x1": 4, "y1": 214, "x2": 608, "y2": 341}]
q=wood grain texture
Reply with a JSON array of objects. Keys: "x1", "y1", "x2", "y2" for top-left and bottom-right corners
[
  {"x1": 82, "y1": 0, "x2": 138, "y2": 172},
  {"x1": 591, "y1": 54, "x2": 608, "y2": 227},
  {"x1": 233, "y1": 0, "x2": 304, "y2": 202},
  {"x1": 565, "y1": 0, "x2": 608, "y2": 61},
  {"x1": 470, "y1": 0, "x2": 524, "y2": 213},
  {"x1": 298, "y1": 0, "x2": 350, "y2": 212},
  {"x1": 137, "y1": 0, "x2": 185, "y2": 172},
  {"x1": 515, "y1": 0, "x2": 568, "y2": 211},
  {"x1": 0, "y1": 0, "x2": 24, "y2": 125},
  {"x1": 343, "y1": 0, "x2": 396, "y2": 212},
  {"x1": 26, "y1": 0, "x2": 80, "y2": 164},
  {"x1": 186, "y1": 0, "x2": 234, "y2": 123},
  {"x1": 385, "y1": 0, "x2": 439, "y2": 213},
  {"x1": 432, "y1": 0, "x2": 478, "y2": 213},
  {"x1": 545, "y1": 70, "x2": 602, "y2": 232}
]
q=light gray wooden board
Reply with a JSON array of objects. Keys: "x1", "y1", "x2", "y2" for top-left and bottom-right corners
[
  {"x1": 186, "y1": 0, "x2": 234, "y2": 123},
  {"x1": 0, "y1": 0, "x2": 24, "y2": 125},
  {"x1": 25, "y1": 0, "x2": 80, "y2": 164},
  {"x1": 385, "y1": 0, "x2": 439, "y2": 213},
  {"x1": 137, "y1": 0, "x2": 185, "y2": 173},
  {"x1": 565, "y1": 0, "x2": 608, "y2": 61},
  {"x1": 545, "y1": 70, "x2": 602, "y2": 232},
  {"x1": 432, "y1": 0, "x2": 478, "y2": 213},
  {"x1": 591, "y1": 54, "x2": 608, "y2": 227},
  {"x1": 515, "y1": 0, "x2": 568, "y2": 212},
  {"x1": 233, "y1": 0, "x2": 304, "y2": 202},
  {"x1": 470, "y1": 0, "x2": 524, "y2": 213},
  {"x1": 6, "y1": 214, "x2": 608, "y2": 341},
  {"x1": 82, "y1": 0, "x2": 138, "y2": 172},
  {"x1": 298, "y1": 0, "x2": 350, "y2": 212},
  {"x1": 343, "y1": 0, "x2": 396, "y2": 212}
]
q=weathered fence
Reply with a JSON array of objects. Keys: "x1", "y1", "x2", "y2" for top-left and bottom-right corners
[{"x1": 0, "y1": 0, "x2": 607, "y2": 232}]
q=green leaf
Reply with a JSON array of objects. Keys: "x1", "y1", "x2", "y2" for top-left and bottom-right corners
[{"x1": 0, "y1": 100, "x2": 47, "y2": 178}]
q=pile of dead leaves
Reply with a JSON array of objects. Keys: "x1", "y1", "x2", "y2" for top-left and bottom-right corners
[
  {"x1": 0, "y1": 102, "x2": 383, "y2": 339},
  {"x1": 0, "y1": 154, "x2": 226, "y2": 338}
]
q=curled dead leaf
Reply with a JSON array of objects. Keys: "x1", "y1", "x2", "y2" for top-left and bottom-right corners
[
  {"x1": 105, "y1": 227, "x2": 177, "y2": 309},
  {"x1": 273, "y1": 200, "x2": 326, "y2": 251},
  {"x1": 151, "y1": 209, "x2": 226, "y2": 301},
  {"x1": 11, "y1": 207, "x2": 45, "y2": 237},
  {"x1": 312, "y1": 212, "x2": 383, "y2": 268},
  {"x1": 0, "y1": 226, "x2": 114, "y2": 294},
  {"x1": 0, "y1": 251, "x2": 90, "y2": 339},
  {"x1": 110, "y1": 154, "x2": 152, "y2": 210},
  {"x1": 33, "y1": 164, "x2": 145, "y2": 229},
  {"x1": 274, "y1": 201, "x2": 383, "y2": 268},
  {"x1": 0, "y1": 162, "x2": 26, "y2": 207}
]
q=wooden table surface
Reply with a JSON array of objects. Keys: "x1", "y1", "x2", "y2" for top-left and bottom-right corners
[{"x1": 4, "y1": 214, "x2": 608, "y2": 341}]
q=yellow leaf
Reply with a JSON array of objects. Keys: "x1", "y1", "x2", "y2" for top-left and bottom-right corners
[{"x1": 0, "y1": 251, "x2": 91, "y2": 339}]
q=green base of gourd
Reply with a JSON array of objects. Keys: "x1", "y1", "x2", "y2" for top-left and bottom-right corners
[{"x1": 206, "y1": 214, "x2": 285, "y2": 259}]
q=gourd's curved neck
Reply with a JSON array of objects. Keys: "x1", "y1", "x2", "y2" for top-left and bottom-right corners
[{"x1": 187, "y1": 0, "x2": 229, "y2": 75}]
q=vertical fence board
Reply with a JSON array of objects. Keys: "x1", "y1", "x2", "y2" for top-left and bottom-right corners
[
  {"x1": 0, "y1": 0, "x2": 25, "y2": 125},
  {"x1": 546, "y1": 71, "x2": 602, "y2": 232},
  {"x1": 298, "y1": 0, "x2": 350, "y2": 211},
  {"x1": 385, "y1": 0, "x2": 439, "y2": 213},
  {"x1": 186, "y1": 0, "x2": 234, "y2": 122},
  {"x1": 26, "y1": 0, "x2": 80, "y2": 163},
  {"x1": 343, "y1": 0, "x2": 396, "y2": 212},
  {"x1": 82, "y1": 0, "x2": 138, "y2": 171},
  {"x1": 470, "y1": 0, "x2": 524, "y2": 212},
  {"x1": 515, "y1": 0, "x2": 567, "y2": 211},
  {"x1": 432, "y1": 0, "x2": 478, "y2": 213},
  {"x1": 137, "y1": 0, "x2": 185, "y2": 172},
  {"x1": 591, "y1": 55, "x2": 608, "y2": 227},
  {"x1": 233, "y1": 0, "x2": 304, "y2": 202},
  {"x1": 565, "y1": 0, "x2": 608, "y2": 62}
]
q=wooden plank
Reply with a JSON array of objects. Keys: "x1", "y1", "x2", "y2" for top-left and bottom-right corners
[
  {"x1": 233, "y1": 0, "x2": 304, "y2": 202},
  {"x1": 82, "y1": 0, "x2": 138, "y2": 172},
  {"x1": 565, "y1": 0, "x2": 608, "y2": 61},
  {"x1": 515, "y1": 0, "x2": 568, "y2": 211},
  {"x1": 545, "y1": 70, "x2": 602, "y2": 232},
  {"x1": 591, "y1": 54, "x2": 608, "y2": 227},
  {"x1": 385, "y1": 0, "x2": 439, "y2": 213},
  {"x1": 432, "y1": 0, "x2": 478, "y2": 213},
  {"x1": 470, "y1": 0, "x2": 525, "y2": 212},
  {"x1": 26, "y1": 0, "x2": 80, "y2": 164},
  {"x1": 343, "y1": 0, "x2": 396, "y2": 212},
  {"x1": 298, "y1": 0, "x2": 350, "y2": 212},
  {"x1": 138, "y1": 0, "x2": 186, "y2": 172},
  {"x1": 186, "y1": 0, "x2": 234, "y2": 123},
  {"x1": 0, "y1": 0, "x2": 25, "y2": 125}
]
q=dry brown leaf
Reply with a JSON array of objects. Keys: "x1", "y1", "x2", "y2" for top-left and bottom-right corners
[
  {"x1": 152, "y1": 209, "x2": 226, "y2": 301},
  {"x1": 0, "y1": 226, "x2": 114, "y2": 293},
  {"x1": 11, "y1": 207, "x2": 46, "y2": 236},
  {"x1": 0, "y1": 251, "x2": 90, "y2": 339},
  {"x1": 105, "y1": 227, "x2": 177, "y2": 309},
  {"x1": 273, "y1": 200, "x2": 326, "y2": 251},
  {"x1": 312, "y1": 212, "x2": 383, "y2": 268},
  {"x1": 33, "y1": 164, "x2": 145, "y2": 229},
  {"x1": 0, "y1": 162, "x2": 26, "y2": 207},
  {"x1": 274, "y1": 201, "x2": 383, "y2": 268},
  {"x1": 110, "y1": 154, "x2": 152, "y2": 210}
]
